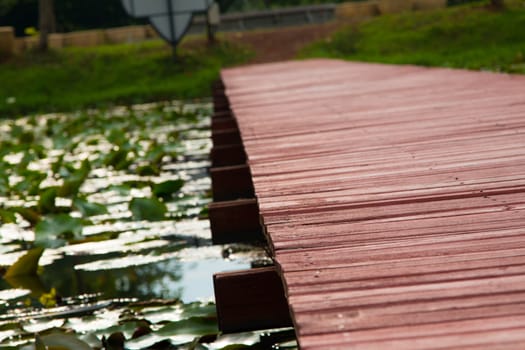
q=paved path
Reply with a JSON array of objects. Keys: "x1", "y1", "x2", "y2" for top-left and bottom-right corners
[{"x1": 221, "y1": 59, "x2": 525, "y2": 349}]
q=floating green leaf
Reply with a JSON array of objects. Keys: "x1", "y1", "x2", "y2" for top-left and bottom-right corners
[
  {"x1": 152, "y1": 179, "x2": 185, "y2": 200},
  {"x1": 129, "y1": 197, "x2": 167, "y2": 221},
  {"x1": 0, "y1": 208, "x2": 16, "y2": 224},
  {"x1": 35, "y1": 214, "x2": 84, "y2": 248},
  {"x1": 73, "y1": 197, "x2": 108, "y2": 217},
  {"x1": 57, "y1": 159, "x2": 91, "y2": 197},
  {"x1": 35, "y1": 335, "x2": 46, "y2": 350},
  {"x1": 51, "y1": 153, "x2": 65, "y2": 175},
  {"x1": 4, "y1": 247, "x2": 44, "y2": 277},
  {"x1": 105, "y1": 148, "x2": 129, "y2": 170},
  {"x1": 14, "y1": 207, "x2": 41, "y2": 226},
  {"x1": 0, "y1": 174, "x2": 9, "y2": 195},
  {"x1": 38, "y1": 332, "x2": 92, "y2": 350},
  {"x1": 107, "y1": 128, "x2": 127, "y2": 146},
  {"x1": 13, "y1": 170, "x2": 46, "y2": 196},
  {"x1": 37, "y1": 187, "x2": 58, "y2": 214},
  {"x1": 136, "y1": 164, "x2": 160, "y2": 176},
  {"x1": 4, "y1": 274, "x2": 47, "y2": 298},
  {"x1": 156, "y1": 316, "x2": 218, "y2": 338}
]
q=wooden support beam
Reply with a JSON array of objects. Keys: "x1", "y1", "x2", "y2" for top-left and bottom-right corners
[
  {"x1": 209, "y1": 198, "x2": 263, "y2": 244},
  {"x1": 212, "y1": 110, "x2": 233, "y2": 119},
  {"x1": 213, "y1": 95, "x2": 229, "y2": 107},
  {"x1": 212, "y1": 117, "x2": 237, "y2": 132},
  {"x1": 212, "y1": 79, "x2": 225, "y2": 91},
  {"x1": 214, "y1": 101, "x2": 230, "y2": 113},
  {"x1": 212, "y1": 128, "x2": 242, "y2": 147},
  {"x1": 211, "y1": 164, "x2": 254, "y2": 201},
  {"x1": 214, "y1": 266, "x2": 293, "y2": 333},
  {"x1": 211, "y1": 144, "x2": 247, "y2": 167}
]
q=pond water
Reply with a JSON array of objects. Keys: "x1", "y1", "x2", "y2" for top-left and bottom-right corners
[{"x1": 0, "y1": 102, "x2": 296, "y2": 349}]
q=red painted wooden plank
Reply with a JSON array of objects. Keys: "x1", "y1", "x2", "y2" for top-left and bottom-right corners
[{"x1": 217, "y1": 59, "x2": 525, "y2": 349}]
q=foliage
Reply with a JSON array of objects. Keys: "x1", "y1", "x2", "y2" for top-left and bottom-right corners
[
  {"x1": 0, "y1": 102, "x2": 292, "y2": 349},
  {"x1": 300, "y1": 0, "x2": 525, "y2": 74},
  {"x1": 0, "y1": 39, "x2": 252, "y2": 118},
  {"x1": 129, "y1": 197, "x2": 167, "y2": 221},
  {"x1": 4, "y1": 247, "x2": 44, "y2": 277},
  {"x1": 0, "y1": 0, "x2": 18, "y2": 16}
]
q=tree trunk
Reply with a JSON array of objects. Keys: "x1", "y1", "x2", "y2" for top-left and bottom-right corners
[
  {"x1": 38, "y1": 0, "x2": 56, "y2": 51},
  {"x1": 490, "y1": 0, "x2": 505, "y2": 9}
]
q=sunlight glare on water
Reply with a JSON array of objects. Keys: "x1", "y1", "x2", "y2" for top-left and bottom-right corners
[{"x1": 0, "y1": 101, "x2": 281, "y2": 349}]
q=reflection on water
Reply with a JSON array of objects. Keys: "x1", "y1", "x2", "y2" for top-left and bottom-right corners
[{"x1": 0, "y1": 102, "x2": 278, "y2": 348}]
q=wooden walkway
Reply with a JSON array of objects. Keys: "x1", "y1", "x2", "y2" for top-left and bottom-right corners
[{"x1": 218, "y1": 59, "x2": 525, "y2": 349}]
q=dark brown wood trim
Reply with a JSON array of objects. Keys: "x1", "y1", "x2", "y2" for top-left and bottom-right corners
[
  {"x1": 211, "y1": 164, "x2": 255, "y2": 201},
  {"x1": 212, "y1": 117, "x2": 238, "y2": 132},
  {"x1": 214, "y1": 266, "x2": 293, "y2": 333},
  {"x1": 211, "y1": 144, "x2": 247, "y2": 167},
  {"x1": 212, "y1": 128, "x2": 242, "y2": 147},
  {"x1": 208, "y1": 198, "x2": 263, "y2": 244}
]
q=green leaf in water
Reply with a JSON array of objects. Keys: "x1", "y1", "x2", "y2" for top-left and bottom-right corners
[
  {"x1": 35, "y1": 214, "x2": 84, "y2": 248},
  {"x1": 73, "y1": 197, "x2": 108, "y2": 217},
  {"x1": 38, "y1": 332, "x2": 92, "y2": 350},
  {"x1": 0, "y1": 174, "x2": 9, "y2": 195},
  {"x1": 152, "y1": 179, "x2": 185, "y2": 200},
  {"x1": 156, "y1": 316, "x2": 218, "y2": 338},
  {"x1": 4, "y1": 274, "x2": 48, "y2": 298},
  {"x1": 105, "y1": 148, "x2": 129, "y2": 170},
  {"x1": 145, "y1": 145, "x2": 166, "y2": 167},
  {"x1": 129, "y1": 197, "x2": 167, "y2": 221},
  {"x1": 107, "y1": 128, "x2": 127, "y2": 146},
  {"x1": 53, "y1": 134, "x2": 71, "y2": 149},
  {"x1": 4, "y1": 247, "x2": 44, "y2": 277},
  {"x1": 13, "y1": 207, "x2": 41, "y2": 226},
  {"x1": 57, "y1": 159, "x2": 91, "y2": 198},
  {"x1": 37, "y1": 187, "x2": 58, "y2": 214},
  {"x1": 13, "y1": 170, "x2": 46, "y2": 196},
  {"x1": 0, "y1": 208, "x2": 17, "y2": 224},
  {"x1": 180, "y1": 302, "x2": 217, "y2": 319},
  {"x1": 136, "y1": 164, "x2": 160, "y2": 176},
  {"x1": 35, "y1": 334, "x2": 47, "y2": 350},
  {"x1": 50, "y1": 154, "x2": 65, "y2": 175}
]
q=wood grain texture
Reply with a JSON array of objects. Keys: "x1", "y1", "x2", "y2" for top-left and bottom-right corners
[{"x1": 219, "y1": 59, "x2": 525, "y2": 349}]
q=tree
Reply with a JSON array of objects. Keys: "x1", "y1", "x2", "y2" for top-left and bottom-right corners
[
  {"x1": 38, "y1": 0, "x2": 55, "y2": 51},
  {"x1": 0, "y1": 0, "x2": 18, "y2": 16},
  {"x1": 490, "y1": 0, "x2": 505, "y2": 9}
]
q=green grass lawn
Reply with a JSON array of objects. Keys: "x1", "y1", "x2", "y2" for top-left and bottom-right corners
[
  {"x1": 2, "y1": 0, "x2": 525, "y2": 118},
  {"x1": 0, "y1": 39, "x2": 252, "y2": 118},
  {"x1": 301, "y1": 0, "x2": 525, "y2": 73}
]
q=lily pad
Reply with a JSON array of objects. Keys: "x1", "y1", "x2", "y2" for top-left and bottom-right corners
[
  {"x1": 105, "y1": 148, "x2": 130, "y2": 170},
  {"x1": 57, "y1": 159, "x2": 91, "y2": 198},
  {"x1": 156, "y1": 316, "x2": 218, "y2": 337},
  {"x1": 0, "y1": 208, "x2": 17, "y2": 224},
  {"x1": 14, "y1": 207, "x2": 41, "y2": 226},
  {"x1": 35, "y1": 214, "x2": 84, "y2": 248},
  {"x1": 129, "y1": 197, "x2": 167, "y2": 221},
  {"x1": 152, "y1": 179, "x2": 185, "y2": 200},
  {"x1": 73, "y1": 198, "x2": 108, "y2": 217},
  {"x1": 4, "y1": 247, "x2": 44, "y2": 277},
  {"x1": 38, "y1": 332, "x2": 92, "y2": 350},
  {"x1": 136, "y1": 164, "x2": 160, "y2": 176},
  {"x1": 37, "y1": 187, "x2": 58, "y2": 214}
]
